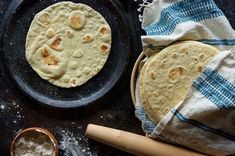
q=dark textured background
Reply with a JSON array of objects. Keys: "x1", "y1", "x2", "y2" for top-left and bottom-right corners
[{"x1": 0, "y1": 0, "x2": 234, "y2": 156}]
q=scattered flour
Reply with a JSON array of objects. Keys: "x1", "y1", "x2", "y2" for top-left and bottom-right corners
[
  {"x1": 59, "y1": 130, "x2": 93, "y2": 156},
  {"x1": 0, "y1": 104, "x2": 5, "y2": 110}
]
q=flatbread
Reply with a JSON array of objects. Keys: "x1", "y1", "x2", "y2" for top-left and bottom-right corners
[
  {"x1": 139, "y1": 56, "x2": 157, "y2": 122},
  {"x1": 25, "y1": 2, "x2": 111, "y2": 88},
  {"x1": 139, "y1": 41, "x2": 219, "y2": 124}
]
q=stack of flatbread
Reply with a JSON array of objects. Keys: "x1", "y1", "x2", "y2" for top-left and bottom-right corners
[
  {"x1": 25, "y1": 2, "x2": 112, "y2": 88},
  {"x1": 138, "y1": 41, "x2": 219, "y2": 123}
]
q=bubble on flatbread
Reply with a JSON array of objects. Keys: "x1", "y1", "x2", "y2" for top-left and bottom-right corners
[
  {"x1": 199, "y1": 53, "x2": 205, "y2": 59},
  {"x1": 76, "y1": 70, "x2": 82, "y2": 78},
  {"x1": 90, "y1": 71, "x2": 96, "y2": 76},
  {"x1": 47, "y1": 35, "x2": 63, "y2": 51},
  {"x1": 95, "y1": 66, "x2": 102, "y2": 73},
  {"x1": 72, "y1": 49, "x2": 84, "y2": 58},
  {"x1": 68, "y1": 11, "x2": 86, "y2": 30},
  {"x1": 82, "y1": 34, "x2": 94, "y2": 43},
  {"x1": 46, "y1": 28, "x2": 55, "y2": 38},
  {"x1": 189, "y1": 62, "x2": 195, "y2": 69},
  {"x1": 66, "y1": 29, "x2": 75, "y2": 38},
  {"x1": 171, "y1": 53, "x2": 177, "y2": 58},
  {"x1": 41, "y1": 48, "x2": 49, "y2": 57},
  {"x1": 167, "y1": 84, "x2": 173, "y2": 89},
  {"x1": 195, "y1": 63, "x2": 204, "y2": 74},
  {"x1": 41, "y1": 48, "x2": 59, "y2": 66},
  {"x1": 192, "y1": 56, "x2": 199, "y2": 63},
  {"x1": 69, "y1": 2, "x2": 79, "y2": 10},
  {"x1": 63, "y1": 75, "x2": 70, "y2": 83},
  {"x1": 179, "y1": 47, "x2": 189, "y2": 54},
  {"x1": 83, "y1": 67, "x2": 91, "y2": 75},
  {"x1": 98, "y1": 26, "x2": 111, "y2": 43},
  {"x1": 28, "y1": 45, "x2": 66, "y2": 79},
  {"x1": 168, "y1": 66, "x2": 186, "y2": 81},
  {"x1": 69, "y1": 61, "x2": 78, "y2": 70},
  {"x1": 153, "y1": 91, "x2": 160, "y2": 97},
  {"x1": 99, "y1": 25, "x2": 110, "y2": 34},
  {"x1": 152, "y1": 102, "x2": 161, "y2": 110},
  {"x1": 99, "y1": 43, "x2": 110, "y2": 55},
  {"x1": 69, "y1": 79, "x2": 77, "y2": 87},
  {"x1": 161, "y1": 105, "x2": 171, "y2": 116},
  {"x1": 37, "y1": 13, "x2": 50, "y2": 26},
  {"x1": 165, "y1": 86, "x2": 174, "y2": 100},
  {"x1": 88, "y1": 56, "x2": 92, "y2": 60},
  {"x1": 100, "y1": 35, "x2": 111, "y2": 43},
  {"x1": 149, "y1": 71, "x2": 156, "y2": 80},
  {"x1": 160, "y1": 58, "x2": 167, "y2": 67},
  {"x1": 43, "y1": 56, "x2": 59, "y2": 66}
]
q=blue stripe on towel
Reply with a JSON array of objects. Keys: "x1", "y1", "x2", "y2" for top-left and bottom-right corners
[
  {"x1": 135, "y1": 106, "x2": 156, "y2": 133},
  {"x1": 172, "y1": 109, "x2": 235, "y2": 141},
  {"x1": 193, "y1": 67, "x2": 235, "y2": 109},
  {"x1": 194, "y1": 77, "x2": 233, "y2": 108},
  {"x1": 204, "y1": 68, "x2": 235, "y2": 93},
  {"x1": 146, "y1": 39, "x2": 235, "y2": 50},
  {"x1": 144, "y1": 0, "x2": 223, "y2": 35},
  {"x1": 199, "y1": 39, "x2": 235, "y2": 45},
  {"x1": 204, "y1": 68, "x2": 235, "y2": 102},
  {"x1": 193, "y1": 80, "x2": 226, "y2": 109}
]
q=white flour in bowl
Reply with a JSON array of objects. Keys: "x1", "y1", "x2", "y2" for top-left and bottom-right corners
[{"x1": 14, "y1": 134, "x2": 56, "y2": 156}]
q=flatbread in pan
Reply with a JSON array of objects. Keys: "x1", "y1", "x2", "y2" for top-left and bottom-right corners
[{"x1": 26, "y1": 1, "x2": 112, "y2": 88}]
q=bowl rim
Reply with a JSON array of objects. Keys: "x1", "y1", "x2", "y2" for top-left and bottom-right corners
[
  {"x1": 130, "y1": 52, "x2": 146, "y2": 106},
  {"x1": 10, "y1": 127, "x2": 59, "y2": 156}
]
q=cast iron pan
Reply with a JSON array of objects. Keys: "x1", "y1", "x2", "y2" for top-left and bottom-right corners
[{"x1": 0, "y1": 0, "x2": 131, "y2": 109}]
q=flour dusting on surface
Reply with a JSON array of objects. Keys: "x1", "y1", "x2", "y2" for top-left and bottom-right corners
[{"x1": 59, "y1": 129, "x2": 93, "y2": 156}]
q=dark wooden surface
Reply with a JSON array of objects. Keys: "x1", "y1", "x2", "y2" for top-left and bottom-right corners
[{"x1": 0, "y1": 0, "x2": 234, "y2": 156}]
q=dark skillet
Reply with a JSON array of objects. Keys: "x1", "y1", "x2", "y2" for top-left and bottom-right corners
[{"x1": 0, "y1": 0, "x2": 131, "y2": 109}]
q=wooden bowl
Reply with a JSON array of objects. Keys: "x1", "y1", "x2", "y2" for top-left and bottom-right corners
[{"x1": 130, "y1": 52, "x2": 146, "y2": 105}]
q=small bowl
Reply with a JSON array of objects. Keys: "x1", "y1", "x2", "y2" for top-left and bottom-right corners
[{"x1": 11, "y1": 127, "x2": 59, "y2": 156}]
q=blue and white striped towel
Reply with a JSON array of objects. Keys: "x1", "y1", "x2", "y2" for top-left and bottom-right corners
[{"x1": 135, "y1": 0, "x2": 235, "y2": 155}]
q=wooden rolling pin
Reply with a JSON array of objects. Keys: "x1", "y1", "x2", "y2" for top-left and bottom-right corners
[{"x1": 85, "y1": 124, "x2": 205, "y2": 156}]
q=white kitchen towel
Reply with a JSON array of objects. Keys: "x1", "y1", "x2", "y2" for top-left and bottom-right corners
[{"x1": 135, "y1": 0, "x2": 235, "y2": 155}]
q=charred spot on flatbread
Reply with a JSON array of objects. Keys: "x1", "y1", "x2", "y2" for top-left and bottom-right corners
[
  {"x1": 41, "y1": 48, "x2": 59, "y2": 66},
  {"x1": 50, "y1": 37, "x2": 62, "y2": 50},
  {"x1": 168, "y1": 66, "x2": 186, "y2": 81},
  {"x1": 68, "y1": 11, "x2": 86, "y2": 30},
  {"x1": 99, "y1": 43, "x2": 110, "y2": 54}
]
